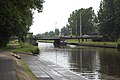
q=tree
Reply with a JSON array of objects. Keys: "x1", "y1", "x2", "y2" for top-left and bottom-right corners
[
  {"x1": 61, "y1": 26, "x2": 69, "y2": 36},
  {"x1": 114, "y1": 0, "x2": 120, "y2": 41},
  {"x1": 55, "y1": 28, "x2": 59, "y2": 36},
  {"x1": 0, "y1": 0, "x2": 44, "y2": 46},
  {"x1": 67, "y1": 7, "x2": 96, "y2": 36},
  {"x1": 49, "y1": 31, "x2": 55, "y2": 37},
  {"x1": 98, "y1": 0, "x2": 120, "y2": 41},
  {"x1": 43, "y1": 32, "x2": 49, "y2": 38}
]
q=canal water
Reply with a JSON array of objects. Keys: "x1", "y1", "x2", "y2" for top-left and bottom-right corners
[{"x1": 38, "y1": 42, "x2": 120, "y2": 80}]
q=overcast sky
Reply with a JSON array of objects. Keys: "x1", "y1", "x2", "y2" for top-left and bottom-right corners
[{"x1": 30, "y1": 0, "x2": 101, "y2": 35}]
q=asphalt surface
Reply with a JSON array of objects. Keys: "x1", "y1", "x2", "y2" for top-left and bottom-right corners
[{"x1": 0, "y1": 50, "x2": 18, "y2": 80}]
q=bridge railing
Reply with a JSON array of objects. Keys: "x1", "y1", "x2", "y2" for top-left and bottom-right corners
[{"x1": 36, "y1": 35, "x2": 103, "y2": 40}]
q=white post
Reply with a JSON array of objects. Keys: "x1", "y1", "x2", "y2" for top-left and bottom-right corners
[
  {"x1": 76, "y1": 20, "x2": 77, "y2": 36},
  {"x1": 55, "y1": 22, "x2": 57, "y2": 37},
  {"x1": 80, "y1": 13, "x2": 82, "y2": 37}
]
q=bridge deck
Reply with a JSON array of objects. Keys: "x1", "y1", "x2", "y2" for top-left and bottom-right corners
[{"x1": 37, "y1": 36, "x2": 103, "y2": 40}]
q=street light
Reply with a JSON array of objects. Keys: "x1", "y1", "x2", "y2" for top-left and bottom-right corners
[
  {"x1": 76, "y1": 20, "x2": 77, "y2": 36},
  {"x1": 55, "y1": 22, "x2": 57, "y2": 37},
  {"x1": 80, "y1": 13, "x2": 82, "y2": 37}
]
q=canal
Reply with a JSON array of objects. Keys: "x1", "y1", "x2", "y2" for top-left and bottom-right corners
[{"x1": 38, "y1": 42, "x2": 120, "y2": 80}]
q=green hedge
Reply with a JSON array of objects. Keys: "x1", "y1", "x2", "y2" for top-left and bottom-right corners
[{"x1": 11, "y1": 43, "x2": 40, "y2": 55}]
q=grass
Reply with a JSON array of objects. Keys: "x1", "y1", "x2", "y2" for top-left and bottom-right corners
[
  {"x1": 11, "y1": 47, "x2": 30, "y2": 53},
  {"x1": 37, "y1": 40, "x2": 54, "y2": 43},
  {"x1": 0, "y1": 45, "x2": 14, "y2": 50},
  {"x1": 66, "y1": 39, "x2": 79, "y2": 43},
  {"x1": 0, "y1": 47, "x2": 6, "y2": 50},
  {"x1": 66, "y1": 39, "x2": 119, "y2": 48},
  {"x1": 81, "y1": 42, "x2": 118, "y2": 47},
  {"x1": 11, "y1": 43, "x2": 40, "y2": 55}
]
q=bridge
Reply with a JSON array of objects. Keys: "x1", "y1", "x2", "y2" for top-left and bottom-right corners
[
  {"x1": 36, "y1": 36, "x2": 103, "y2": 47},
  {"x1": 37, "y1": 36, "x2": 103, "y2": 40}
]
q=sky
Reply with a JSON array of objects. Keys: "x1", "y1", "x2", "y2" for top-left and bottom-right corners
[{"x1": 30, "y1": 0, "x2": 101, "y2": 35}]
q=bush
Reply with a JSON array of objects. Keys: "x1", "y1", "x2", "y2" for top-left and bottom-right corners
[
  {"x1": 30, "y1": 46, "x2": 40, "y2": 55},
  {"x1": 12, "y1": 42, "x2": 40, "y2": 55}
]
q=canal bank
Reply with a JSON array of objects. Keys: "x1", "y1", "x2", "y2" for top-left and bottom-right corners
[
  {"x1": 20, "y1": 53, "x2": 87, "y2": 80},
  {"x1": 67, "y1": 42, "x2": 118, "y2": 48},
  {"x1": 38, "y1": 40, "x2": 119, "y2": 49}
]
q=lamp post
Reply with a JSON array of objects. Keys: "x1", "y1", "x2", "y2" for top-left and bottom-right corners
[
  {"x1": 80, "y1": 13, "x2": 82, "y2": 37},
  {"x1": 55, "y1": 22, "x2": 57, "y2": 37},
  {"x1": 76, "y1": 20, "x2": 77, "y2": 36}
]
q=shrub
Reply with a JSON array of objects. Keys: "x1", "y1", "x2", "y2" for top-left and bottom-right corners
[
  {"x1": 12, "y1": 42, "x2": 40, "y2": 55},
  {"x1": 30, "y1": 46, "x2": 40, "y2": 55}
]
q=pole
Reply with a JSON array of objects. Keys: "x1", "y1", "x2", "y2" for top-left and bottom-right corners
[
  {"x1": 76, "y1": 20, "x2": 77, "y2": 36},
  {"x1": 80, "y1": 13, "x2": 82, "y2": 37},
  {"x1": 55, "y1": 22, "x2": 57, "y2": 37}
]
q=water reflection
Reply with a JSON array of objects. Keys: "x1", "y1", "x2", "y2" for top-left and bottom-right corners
[
  {"x1": 38, "y1": 42, "x2": 120, "y2": 80},
  {"x1": 99, "y1": 48, "x2": 120, "y2": 80}
]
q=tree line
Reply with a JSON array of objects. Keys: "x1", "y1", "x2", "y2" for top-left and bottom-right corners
[
  {"x1": 67, "y1": 7, "x2": 96, "y2": 36},
  {"x1": 35, "y1": 28, "x2": 69, "y2": 38},
  {"x1": 98, "y1": 0, "x2": 120, "y2": 41},
  {"x1": 67, "y1": 0, "x2": 120, "y2": 42},
  {"x1": 0, "y1": 0, "x2": 44, "y2": 46},
  {"x1": 38, "y1": 7, "x2": 97, "y2": 38},
  {"x1": 40, "y1": 0, "x2": 120, "y2": 42}
]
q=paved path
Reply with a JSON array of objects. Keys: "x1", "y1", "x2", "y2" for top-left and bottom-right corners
[
  {"x1": 21, "y1": 54, "x2": 87, "y2": 80},
  {"x1": 0, "y1": 51, "x2": 18, "y2": 80}
]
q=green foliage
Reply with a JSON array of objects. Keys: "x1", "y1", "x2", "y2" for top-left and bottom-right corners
[
  {"x1": 49, "y1": 31, "x2": 55, "y2": 37},
  {"x1": 67, "y1": 7, "x2": 96, "y2": 36},
  {"x1": 11, "y1": 48, "x2": 30, "y2": 53},
  {"x1": 55, "y1": 29, "x2": 59, "y2": 36},
  {"x1": 81, "y1": 42, "x2": 118, "y2": 48},
  {"x1": 30, "y1": 46, "x2": 40, "y2": 55},
  {"x1": 0, "y1": 0, "x2": 44, "y2": 46},
  {"x1": 38, "y1": 40, "x2": 54, "y2": 43},
  {"x1": 21, "y1": 43, "x2": 40, "y2": 55},
  {"x1": 66, "y1": 39, "x2": 79, "y2": 43},
  {"x1": 26, "y1": 33, "x2": 34, "y2": 44},
  {"x1": 61, "y1": 27, "x2": 69, "y2": 36},
  {"x1": 12, "y1": 43, "x2": 40, "y2": 55},
  {"x1": 98, "y1": 0, "x2": 120, "y2": 41},
  {"x1": 40, "y1": 29, "x2": 61, "y2": 38},
  {"x1": 67, "y1": 39, "x2": 118, "y2": 48}
]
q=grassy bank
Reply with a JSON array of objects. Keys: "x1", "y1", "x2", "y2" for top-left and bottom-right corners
[
  {"x1": 66, "y1": 39, "x2": 119, "y2": 48},
  {"x1": 11, "y1": 43, "x2": 40, "y2": 55},
  {"x1": 37, "y1": 39, "x2": 119, "y2": 48},
  {"x1": 37, "y1": 40, "x2": 54, "y2": 43},
  {"x1": 79, "y1": 42, "x2": 118, "y2": 48}
]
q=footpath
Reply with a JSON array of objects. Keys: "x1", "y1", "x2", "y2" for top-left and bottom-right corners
[
  {"x1": 0, "y1": 50, "x2": 18, "y2": 80},
  {"x1": 20, "y1": 53, "x2": 87, "y2": 80},
  {"x1": 0, "y1": 50, "x2": 87, "y2": 80}
]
